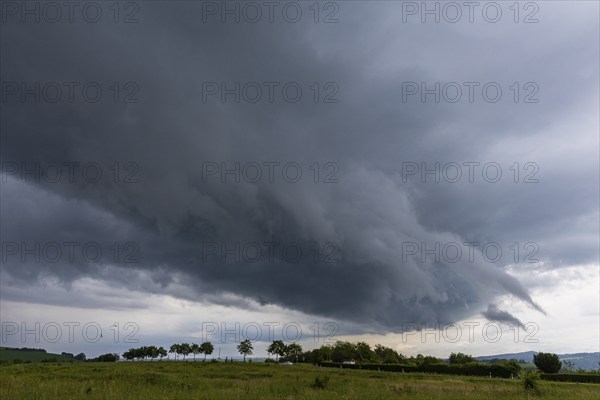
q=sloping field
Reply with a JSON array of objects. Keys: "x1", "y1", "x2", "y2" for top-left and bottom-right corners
[{"x1": 0, "y1": 347, "x2": 75, "y2": 363}]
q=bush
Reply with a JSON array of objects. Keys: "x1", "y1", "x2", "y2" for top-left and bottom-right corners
[
  {"x1": 540, "y1": 373, "x2": 600, "y2": 384},
  {"x1": 89, "y1": 353, "x2": 118, "y2": 362},
  {"x1": 449, "y1": 353, "x2": 475, "y2": 364},
  {"x1": 496, "y1": 360, "x2": 522, "y2": 377},
  {"x1": 310, "y1": 375, "x2": 330, "y2": 389},
  {"x1": 523, "y1": 371, "x2": 540, "y2": 392},
  {"x1": 533, "y1": 352, "x2": 561, "y2": 373},
  {"x1": 319, "y1": 361, "x2": 517, "y2": 378}
]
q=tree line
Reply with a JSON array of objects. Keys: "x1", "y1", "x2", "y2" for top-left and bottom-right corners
[
  {"x1": 106, "y1": 339, "x2": 568, "y2": 375},
  {"x1": 122, "y1": 343, "x2": 215, "y2": 361}
]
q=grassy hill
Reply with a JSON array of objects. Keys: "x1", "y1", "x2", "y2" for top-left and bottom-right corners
[{"x1": 0, "y1": 347, "x2": 77, "y2": 363}]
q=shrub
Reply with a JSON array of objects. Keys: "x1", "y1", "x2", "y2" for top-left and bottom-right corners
[
  {"x1": 523, "y1": 371, "x2": 540, "y2": 392},
  {"x1": 449, "y1": 352, "x2": 475, "y2": 364},
  {"x1": 319, "y1": 361, "x2": 517, "y2": 378},
  {"x1": 310, "y1": 375, "x2": 330, "y2": 389},
  {"x1": 540, "y1": 373, "x2": 600, "y2": 384},
  {"x1": 89, "y1": 353, "x2": 118, "y2": 362}
]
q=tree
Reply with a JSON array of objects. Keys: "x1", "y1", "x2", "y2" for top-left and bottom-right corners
[
  {"x1": 267, "y1": 340, "x2": 287, "y2": 363},
  {"x1": 158, "y1": 347, "x2": 167, "y2": 361},
  {"x1": 74, "y1": 353, "x2": 86, "y2": 361},
  {"x1": 237, "y1": 339, "x2": 253, "y2": 362},
  {"x1": 191, "y1": 343, "x2": 200, "y2": 361},
  {"x1": 180, "y1": 343, "x2": 191, "y2": 361},
  {"x1": 200, "y1": 341, "x2": 214, "y2": 361},
  {"x1": 147, "y1": 346, "x2": 159, "y2": 361},
  {"x1": 320, "y1": 344, "x2": 333, "y2": 362},
  {"x1": 285, "y1": 342, "x2": 303, "y2": 363},
  {"x1": 123, "y1": 349, "x2": 135, "y2": 361},
  {"x1": 94, "y1": 353, "x2": 119, "y2": 362},
  {"x1": 448, "y1": 352, "x2": 475, "y2": 364},
  {"x1": 497, "y1": 360, "x2": 522, "y2": 377},
  {"x1": 374, "y1": 344, "x2": 404, "y2": 364},
  {"x1": 409, "y1": 354, "x2": 441, "y2": 366},
  {"x1": 331, "y1": 341, "x2": 357, "y2": 362},
  {"x1": 533, "y1": 352, "x2": 561, "y2": 373},
  {"x1": 355, "y1": 341, "x2": 375, "y2": 362},
  {"x1": 169, "y1": 344, "x2": 180, "y2": 361}
]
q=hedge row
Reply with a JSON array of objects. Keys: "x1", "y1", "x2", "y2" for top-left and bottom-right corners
[
  {"x1": 318, "y1": 362, "x2": 518, "y2": 378},
  {"x1": 540, "y1": 374, "x2": 600, "y2": 384}
]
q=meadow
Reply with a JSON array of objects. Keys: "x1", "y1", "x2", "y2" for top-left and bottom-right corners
[{"x1": 1, "y1": 361, "x2": 599, "y2": 400}]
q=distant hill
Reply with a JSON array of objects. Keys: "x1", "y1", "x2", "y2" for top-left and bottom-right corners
[
  {"x1": 475, "y1": 351, "x2": 600, "y2": 371},
  {"x1": 0, "y1": 347, "x2": 78, "y2": 363},
  {"x1": 475, "y1": 351, "x2": 537, "y2": 363}
]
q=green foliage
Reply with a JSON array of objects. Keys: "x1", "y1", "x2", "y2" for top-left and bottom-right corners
[
  {"x1": 374, "y1": 344, "x2": 404, "y2": 364},
  {"x1": 449, "y1": 352, "x2": 475, "y2": 364},
  {"x1": 299, "y1": 345, "x2": 333, "y2": 364},
  {"x1": 169, "y1": 344, "x2": 180, "y2": 360},
  {"x1": 331, "y1": 341, "x2": 358, "y2": 363},
  {"x1": 180, "y1": 343, "x2": 192, "y2": 361},
  {"x1": 354, "y1": 342, "x2": 374, "y2": 362},
  {"x1": 496, "y1": 360, "x2": 522, "y2": 377},
  {"x1": 522, "y1": 371, "x2": 540, "y2": 392},
  {"x1": 158, "y1": 347, "x2": 168, "y2": 360},
  {"x1": 540, "y1": 373, "x2": 600, "y2": 384},
  {"x1": 284, "y1": 343, "x2": 303, "y2": 363},
  {"x1": 313, "y1": 341, "x2": 380, "y2": 364},
  {"x1": 533, "y1": 352, "x2": 562, "y2": 374},
  {"x1": 190, "y1": 343, "x2": 201, "y2": 360},
  {"x1": 200, "y1": 342, "x2": 214, "y2": 361},
  {"x1": 89, "y1": 353, "x2": 119, "y2": 362},
  {"x1": 319, "y1": 361, "x2": 519, "y2": 378},
  {"x1": 408, "y1": 354, "x2": 443, "y2": 367},
  {"x1": 237, "y1": 340, "x2": 253, "y2": 362},
  {"x1": 123, "y1": 345, "x2": 171, "y2": 361},
  {"x1": 310, "y1": 375, "x2": 330, "y2": 389},
  {"x1": 267, "y1": 340, "x2": 286, "y2": 362}
]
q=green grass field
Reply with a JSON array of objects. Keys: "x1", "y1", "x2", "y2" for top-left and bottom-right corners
[{"x1": 1, "y1": 361, "x2": 598, "y2": 400}]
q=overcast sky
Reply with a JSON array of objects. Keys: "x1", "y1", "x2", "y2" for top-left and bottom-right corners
[{"x1": 1, "y1": 1, "x2": 598, "y2": 359}]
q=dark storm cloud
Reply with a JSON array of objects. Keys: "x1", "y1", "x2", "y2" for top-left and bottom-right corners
[
  {"x1": 1, "y1": 2, "x2": 597, "y2": 331},
  {"x1": 482, "y1": 304, "x2": 526, "y2": 330}
]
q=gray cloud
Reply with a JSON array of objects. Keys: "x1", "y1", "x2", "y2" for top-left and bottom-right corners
[
  {"x1": 1, "y1": 2, "x2": 597, "y2": 333},
  {"x1": 482, "y1": 304, "x2": 526, "y2": 330}
]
